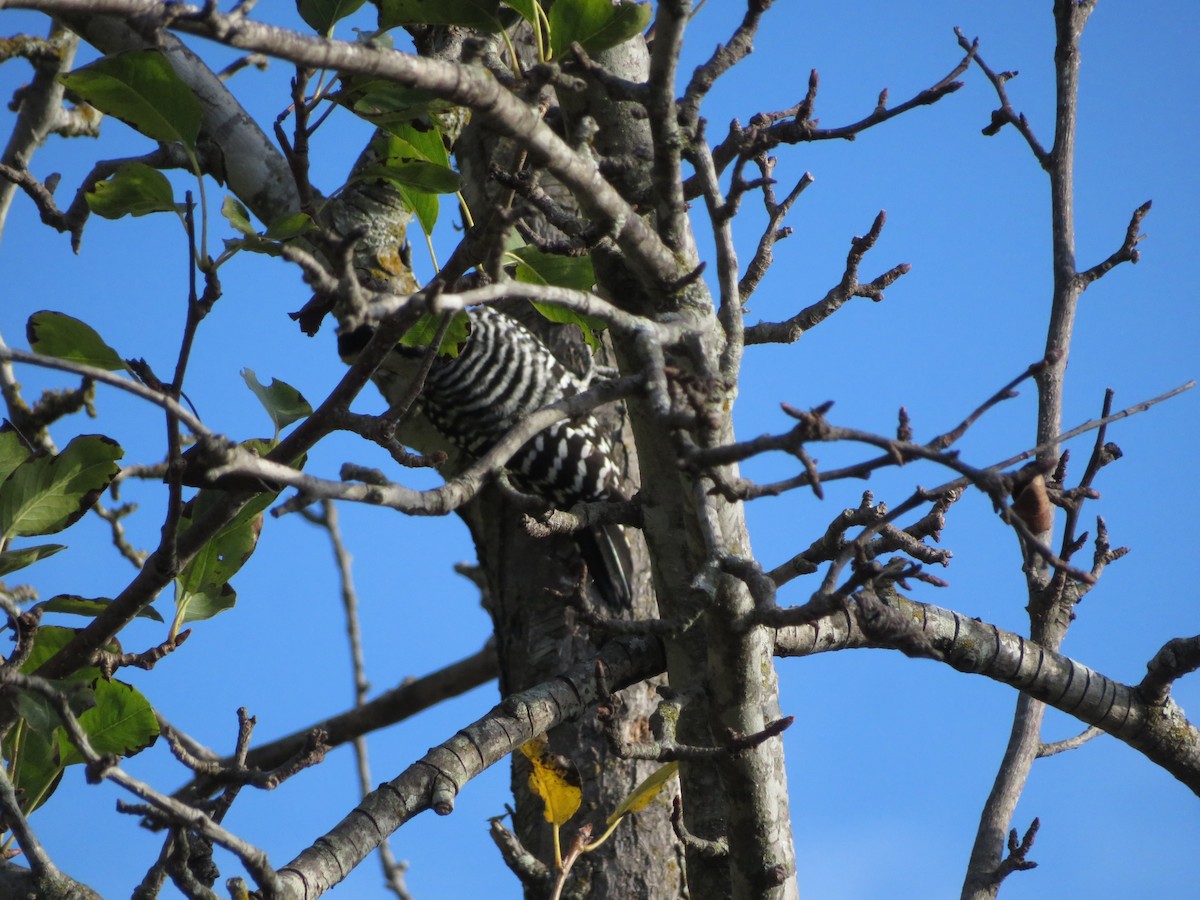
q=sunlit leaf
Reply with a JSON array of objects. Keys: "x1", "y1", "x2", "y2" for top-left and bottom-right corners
[
  {"x1": 356, "y1": 133, "x2": 460, "y2": 233},
  {"x1": 530, "y1": 301, "x2": 606, "y2": 351},
  {"x1": 397, "y1": 184, "x2": 441, "y2": 234},
  {"x1": 26, "y1": 311, "x2": 125, "y2": 371},
  {"x1": 221, "y1": 196, "x2": 256, "y2": 236},
  {"x1": 264, "y1": 212, "x2": 316, "y2": 240},
  {"x1": 38, "y1": 594, "x2": 164, "y2": 623},
  {"x1": 548, "y1": 0, "x2": 651, "y2": 57},
  {"x1": 58, "y1": 677, "x2": 159, "y2": 767},
  {"x1": 333, "y1": 76, "x2": 458, "y2": 128},
  {"x1": 298, "y1": 0, "x2": 367, "y2": 33},
  {"x1": 5, "y1": 627, "x2": 103, "y2": 816},
  {"x1": 85, "y1": 162, "x2": 177, "y2": 219},
  {"x1": 60, "y1": 50, "x2": 202, "y2": 150},
  {"x1": 377, "y1": 0, "x2": 503, "y2": 30},
  {"x1": 242, "y1": 369, "x2": 312, "y2": 434},
  {"x1": 173, "y1": 487, "x2": 275, "y2": 626},
  {"x1": 3, "y1": 723, "x2": 64, "y2": 815},
  {"x1": 379, "y1": 122, "x2": 451, "y2": 168},
  {"x1": 0, "y1": 543, "x2": 66, "y2": 577},
  {"x1": 177, "y1": 582, "x2": 238, "y2": 626},
  {"x1": 0, "y1": 434, "x2": 124, "y2": 538},
  {"x1": 511, "y1": 246, "x2": 596, "y2": 292},
  {"x1": 509, "y1": 246, "x2": 605, "y2": 349},
  {"x1": 19, "y1": 625, "x2": 88, "y2": 675},
  {"x1": 503, "y1": 0, "x2": 540, "y2": 27},
  {"x1": 607, "y1": 761, "x2": 679, "y2": 825},
  {"x1": 520, "y1": 735, "x2": 582, "y2": 826},
  {"x1": 221, "y1": 199, "x2": 310, "y2": 257},
  {"x1": 0, "y1": 430, "x2": 29, "y2": 485},
  {"x1": 398, "y1": 311, "x2": 472, "y2": 357},
  {"x1": 358, "y1": 160, "x2": 462, "y2": 194}
]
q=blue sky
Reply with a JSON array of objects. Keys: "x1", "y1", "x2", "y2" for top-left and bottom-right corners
[{"x1": 0, "y1": 2, "x2": 1197, "y2": 898}]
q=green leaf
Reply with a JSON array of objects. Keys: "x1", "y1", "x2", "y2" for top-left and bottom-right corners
[
  {"x1": 38, "y1": 594, "x2": 164, "y2": 624},
  {"x1": 510, "y1": 246, "x2": 596, "y2": 292},
  {"x1": 0, "y1": 543, "x2": 66, "y2": 577},
  {"x1": 607, "y1": 761, "x2": 679, "y2": 825},
  {"x1": 0, "y1": 430, "x2": 30, "y2": 485},
  {"x1": 173, "y1": 488, "x2": 274, "y2": 626},
  {"x1": 26, "y1": 311, "x2": 125, "y2": 371},
  {"x1": 548, "y1": 0, "x2": 651, "y2": 57},
  {"x1": 503, "y1": 0, "x2": 541, "y2": 27},
  {"x1": 221, "y1": 196, "x2": 255, "y2": 236},
  {"x1": 509, "y1": 247, "x2": 605, "y2": 349},
  {"x1": 333, "y1": 76, "x2": 459, "y2": 128},
  {"x1": 265, "y1": 212, "x2": 316, "y2": 240},
  {"x1": 19, "y1": 625, "x2": 85, "y2": 675},
  {"x1": 222, "y1": 201, "x2": 314, "y2": 256},
  {"x1": 396, "y1": 183, "x2": 441, "y2": 235},
  {"x1": 85, "y1": 162, "x2": 177, "y2": 219},
  {"x1": 18, "y1": 625, "x2": 110, "y2": 681},
  {"x1": 377, "y1": 0, "x2": 503, "y2": 30},
  {"x1": 14, "y1": 691, "x2": 68, "y2": 738},
  {"x1": 378, "y1": 122, "x2": 451, "y2": 168},
  {"x1": 2, "y1": 626, "x2": 111, "y2": 812},
  {"x1": 298, "y1": 0, "x2": 367, "y2": 33},
  {"x1": 15, "y1": 680, "x2": 95, "y2": 736},
  {"x1": 399, "y1": 311, "x2": 472, "y2": 357},
  {"x1": 0, "y1": 435, "x2": 124, "y2": 538},
  {"x1": 4, "y1": 723, "x2": 64, "y2": 815},
  {"x1": 59, "y1": 50, "x2": 202, "y2": 151},
  {"x1": 530, "y1": 302, "x2": 606, "y2": 351},
  {"x1": 358, "y1": 160, "x2": 461, "y2": 194},
  {"x1": 356, "y1": 133, "x2": 460, "y2": 233},
  {"x1": 242, "y1": 368, "x2": 312, "y2": 434},
  {"x1": 177, "y1": 581, "x2": 237, "y2": 626},
  {"x1": 222, "y1": 235, "x2": 285, "y2": 259},
  {"x1": 58, "y1": 678, "x2": 159, "y2": 767}
]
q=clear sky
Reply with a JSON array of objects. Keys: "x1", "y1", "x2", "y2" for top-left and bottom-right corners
[{"x1": 1, "y1": 2, "x2": 1197, "y2": 898}]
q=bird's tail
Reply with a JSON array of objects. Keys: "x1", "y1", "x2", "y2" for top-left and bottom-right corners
[{"x1": 576, "y1": 523, "x2": 634, "y2": 609}]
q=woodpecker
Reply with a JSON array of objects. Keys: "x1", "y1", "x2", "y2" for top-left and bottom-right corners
[{"x1": 340, "y1": 306, "x2": 632, "y2": 607}]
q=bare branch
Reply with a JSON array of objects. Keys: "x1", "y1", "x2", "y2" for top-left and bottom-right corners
[
  {"x1": 688, "y1": 121, "x2": 744, "y2": 377},
  {"x1": 177, "y1": 642, "x2": 498, "y2": 798},
  {"x1": 0, "y1": 670, "x2": 283, "y2": 894},
  {"x1": 955, "y1": 28, "x2": 1050, "y2": 166},
  {"x1": 1038, "y1": 725, "x2": 1102, "y2": 758},
  {"x1": 276, "y1": 636, "x2": 666, "y2": 895},
  {"x1": 687, "y1": 44, "x2": 975, "y2": 198},
  {"x1": 1138, "y1": 636, "x2": 1200, "y2": 706},
  {"x1": 773, "y1": 597, "x2": 1200, "y2": 794},
  {"x1": 738, "y1": 166, "x2": 813, "y2": 303},
  {"x1": 0, "y1": 762, "x2": 61, "y2": 882},
  {"x1": 309, "y1": 499, "x2": 412, "y2": 899},
  {"x1": 0, "y1": 23, "x2": 82, "y2": 239},
  {"x1": 0, "y1": 347, "x2": 212, "y2": 437},
  {"x1": 744, "y1": 210, "x2": 910, "y2": 345},
  {"x1": 678, "y1": 0, "x2": 771, "y2": 131},
  {"x1": 713, "y1": 381, "x2": 1193, "y2": 502},
  {"x1": 1076, "y1": 200, "x2": 1152, "y2": 288}
]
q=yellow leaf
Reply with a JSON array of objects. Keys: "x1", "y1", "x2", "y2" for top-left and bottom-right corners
[
  {"x1": 607, "y1": 761, "x2": 679, "y2": 826},
  {"x1": 520, "y1": 736, "x2": 582, "y2": 826}
]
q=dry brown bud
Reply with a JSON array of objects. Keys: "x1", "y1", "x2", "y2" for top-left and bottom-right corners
[{"x1": 1012, "y1": 472, "x2": 1054, "y2": 534}]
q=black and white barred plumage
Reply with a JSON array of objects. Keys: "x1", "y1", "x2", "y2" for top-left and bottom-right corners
[
  {"x1": 341, "y1": 307, "x2": 631, "y2": 606},
  {"x1": 417, "y1": 308, "x2": 624, "y2": 506}
]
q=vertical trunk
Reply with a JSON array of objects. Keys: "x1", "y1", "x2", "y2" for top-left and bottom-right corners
[
  {"x1": 963, "y1": 4, "x2": 1094, "y2": 897},
  {"x1": 448, "y1": 27, "x2": 686, "y2": 899}
]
